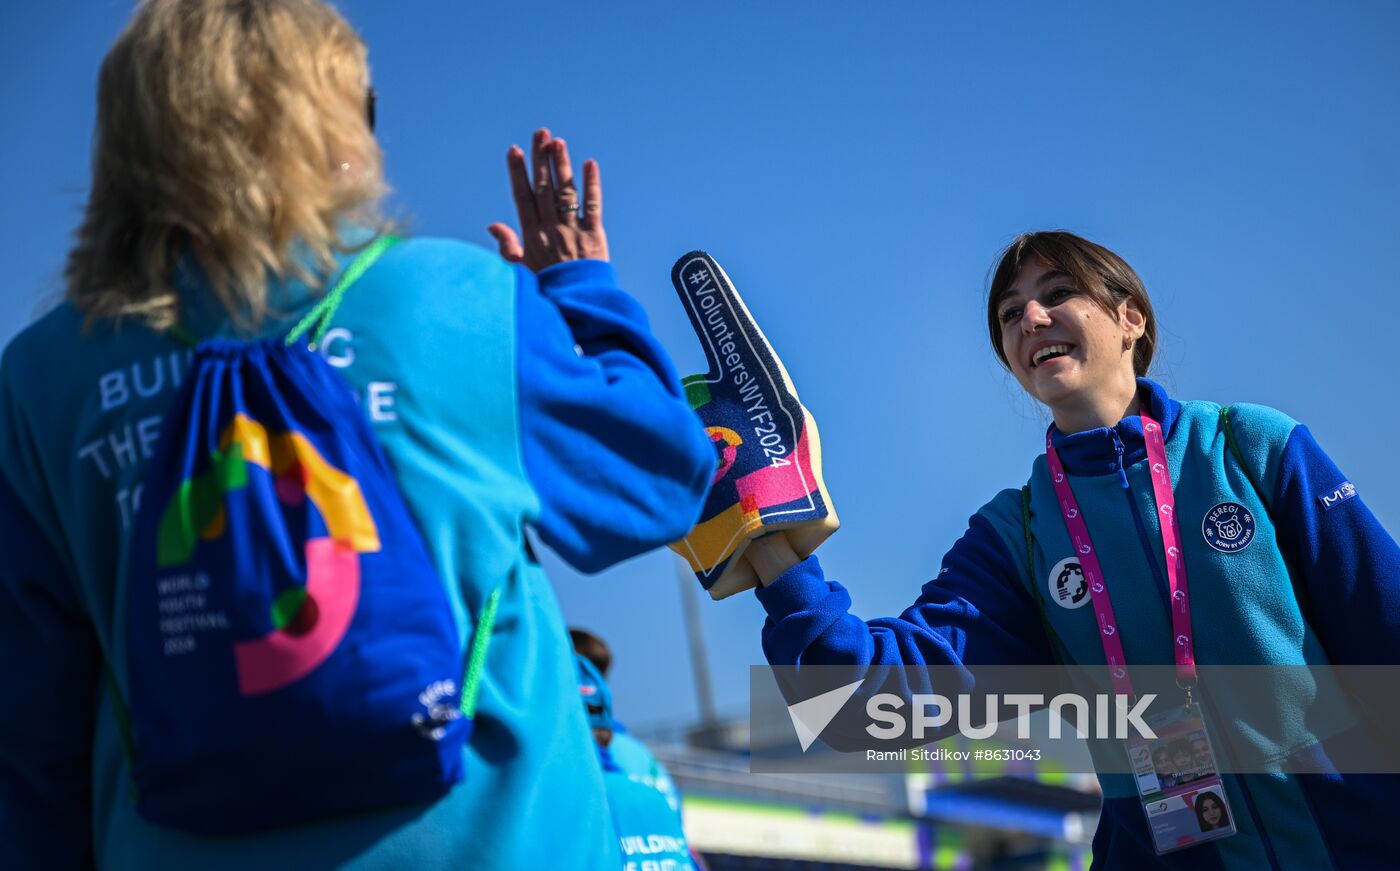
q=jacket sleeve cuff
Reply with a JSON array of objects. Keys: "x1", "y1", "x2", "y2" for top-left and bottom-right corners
[
  {"x1": 754, "y1": 555, "x2": 830, "y2": 619},
  {"x1": 537, "y1": 259, "x2": 618, "y2": 297}
]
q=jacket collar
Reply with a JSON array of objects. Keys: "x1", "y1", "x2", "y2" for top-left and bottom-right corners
[
  {"x1": 1046, "y1": 378, "x2": 1181, "y2": 478},
  {"x1": 172, "y1": 223, "x2": 379, "y2": 341}
]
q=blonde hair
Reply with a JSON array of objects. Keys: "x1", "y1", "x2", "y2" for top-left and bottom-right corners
[{"x1": 67, "y1": 0, "x2": 387, "y2": 331}]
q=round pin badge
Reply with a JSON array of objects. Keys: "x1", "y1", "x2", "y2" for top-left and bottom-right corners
[
  {"x1": 1202, "y1": 502, "x2": 1256, "y2": 553},
  {"x1": 1048, "y1": 556, "x2": 1091, "y2": 609}
]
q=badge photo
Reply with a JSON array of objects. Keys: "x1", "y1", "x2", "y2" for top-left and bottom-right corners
[
  {"x1": 1130, "y1": 703, "x2": 1237, "y2": 854},
  {"x1": 1201, "y1": 502, "x2": 1256, "y2": 553},
  {"x1": 1048, "y1": 556, "x2": 1091, "y2": 609}
]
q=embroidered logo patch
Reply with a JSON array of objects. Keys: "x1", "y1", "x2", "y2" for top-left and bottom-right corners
[
  {"x1": 1048, "y1": 556, "x2": 1091, "y2": 609},
  {"x1": 1202, "y1": 502, "x2": 1255, "y2": 553},
  {"x1": 1319, "y1": 481, "x2": 1357, "y2": 511}
]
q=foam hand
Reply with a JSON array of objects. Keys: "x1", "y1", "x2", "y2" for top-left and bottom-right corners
[{"x1": 668, "y1": 251, "x2": 838, "y2": 599}]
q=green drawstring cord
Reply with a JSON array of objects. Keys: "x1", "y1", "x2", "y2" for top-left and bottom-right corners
[
  {"x1": 167, "y1": 324, "x2": 198, "y2": 348},
  {"x1": 460, "y1": 588, "x2": 501, "y2": 719},
  {"x1": 164, "y1": 234, "x2": 402, "y2": 348},
  {"x1": 285, "y1": 234, "x2": 401, "y2": 349}
]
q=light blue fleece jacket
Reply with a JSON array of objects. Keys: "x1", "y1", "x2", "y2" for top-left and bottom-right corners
[
  {"x1": 756, "y1": 379, "x2": 1400, "y2": 871},
  {"x1": 0, "y1": 238, "x2": 715, "y2": 870}
]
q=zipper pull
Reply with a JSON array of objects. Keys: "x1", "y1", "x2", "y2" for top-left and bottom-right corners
[{"x1": 1112, "y1": 432, "x2": 1129, "y2": 489}]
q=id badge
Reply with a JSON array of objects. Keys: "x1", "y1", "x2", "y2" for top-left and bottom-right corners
[{"x1": 1125, "y1": 702, "x2": 1237, "y2": 854}]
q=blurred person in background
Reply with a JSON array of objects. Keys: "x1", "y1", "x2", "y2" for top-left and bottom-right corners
[
  {"x1": 572, "y1": 626, "x2": 683, "y2": 812},
  {"x1": 577, "y1": 654, "x2": 695, "y2": 871}
]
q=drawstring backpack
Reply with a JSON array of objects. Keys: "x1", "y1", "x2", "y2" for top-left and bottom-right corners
[{"x1": 118, "y1": 235, "x2": 499, "y2": 834}]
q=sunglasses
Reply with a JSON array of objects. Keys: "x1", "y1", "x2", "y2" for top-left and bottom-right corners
[{"x1": 367, "y1": 86, "x2": 376, "y2": 132}]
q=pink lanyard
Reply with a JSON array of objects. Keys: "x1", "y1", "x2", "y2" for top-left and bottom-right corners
[{"x1": 1044, "y1": 412, "x2": 1197, "y2": 699}]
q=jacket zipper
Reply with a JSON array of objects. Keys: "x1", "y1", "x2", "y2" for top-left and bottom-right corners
[
  {"x1": 1125, "y1": 489, "x2": 1171, "y2": 611},
  {"x1": 1113, "y1": 430, "x2": 1172, "y2": 611}
]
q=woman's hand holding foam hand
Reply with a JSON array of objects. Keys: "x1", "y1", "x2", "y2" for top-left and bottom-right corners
[{"x1": 742, "y1": 532, "x2": 803, "y2": 587}]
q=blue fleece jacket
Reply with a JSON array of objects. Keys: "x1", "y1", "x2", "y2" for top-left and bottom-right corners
[
  {"x1": 598, "y1": 746, "x2": 693, "y2": 871},
  {"x1": 756, "y1": 379, "x2": 1400, "y2": 871},
  {"x1": 0, "y1": 240, "x2": 714, "y2": 870},
  {"x1": 610, "y1": 727, "x2": 682, "y2": 812}
]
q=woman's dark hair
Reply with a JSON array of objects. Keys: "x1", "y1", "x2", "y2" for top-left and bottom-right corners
[
  {"x1": 986, "y1": 231, "x2": 1157, "y2": 377},
  {"x1": 1195, "y1": 792, "x2": 1229, "y2": 832}
]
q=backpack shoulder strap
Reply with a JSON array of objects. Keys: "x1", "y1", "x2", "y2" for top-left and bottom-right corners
[
  {"x1": 459, "y1": 588, "x2": 501, "y2": 719},
  {"x1": 286, "y1": 234, "x2": 403, "y2": 349},
  {"x1": 1219, "y1": 406, "x2": 1269, "y2": 510}
]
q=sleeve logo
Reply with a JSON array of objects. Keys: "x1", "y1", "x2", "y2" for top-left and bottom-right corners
[{"x1": 1318, "y1": 481, "x2": 1358, "y2": 511}]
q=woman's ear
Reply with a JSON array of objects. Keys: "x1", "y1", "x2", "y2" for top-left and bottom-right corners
[{"x1": 1120, "y1": 299, "x2": 1147, "y2": 342}]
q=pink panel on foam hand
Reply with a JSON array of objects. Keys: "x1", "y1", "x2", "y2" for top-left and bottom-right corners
[
  {"x1": 233, "y1": 537, "x2": 360, "y2": 696},
  {"x1": 735, "y1": 423, "x2": 816, "y2": 508}
]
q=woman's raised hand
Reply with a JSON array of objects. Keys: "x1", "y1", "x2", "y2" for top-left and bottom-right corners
[{"x1": 488, "y1": 128, "x2": 608, "y2": 272}]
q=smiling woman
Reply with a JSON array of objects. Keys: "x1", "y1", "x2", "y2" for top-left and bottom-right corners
[
  {"x1": 987, "y1": 233, "x2": 1155, "y2": 435},
  {"x1": 739, "y1": 229, "x2": 1400, "y2": 870},
  {"x1": 988, "y1": 233, "x2": 1158, "y2": 380}
]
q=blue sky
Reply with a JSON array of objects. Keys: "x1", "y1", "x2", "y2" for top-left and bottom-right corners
[{"x1": 4, "y1": 1, "x2": 1398, "y2": 728}]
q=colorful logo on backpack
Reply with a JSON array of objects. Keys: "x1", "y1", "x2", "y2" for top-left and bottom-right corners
[
  {"x1": 157, "y1": 412, "x2": 379, "y2": 695},
  {"x1": 122, "y1": 239, "x2": 471, "y2": 835}
]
